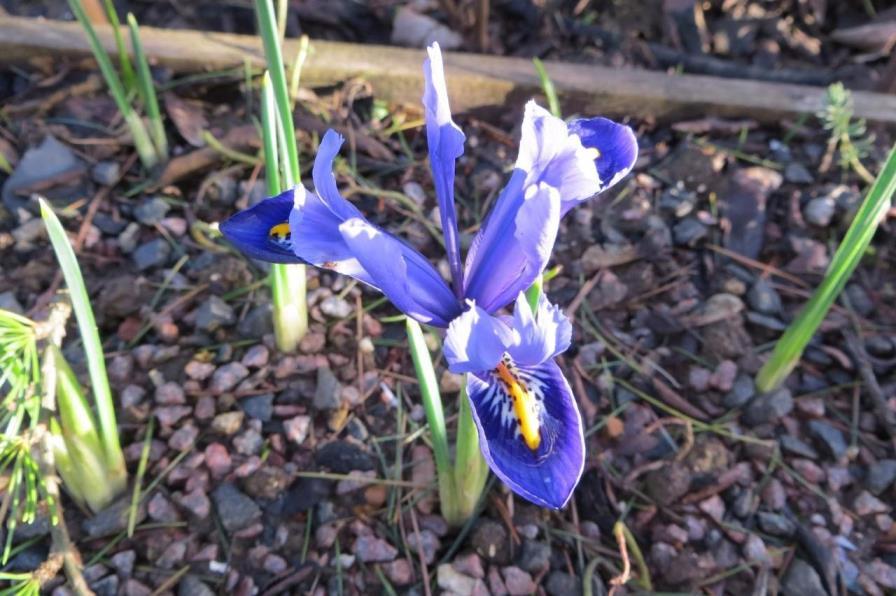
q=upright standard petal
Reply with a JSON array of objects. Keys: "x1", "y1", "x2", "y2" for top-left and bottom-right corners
[
  {"x1": 219, "y1": 187, "x2": 308, "y2": 264},
  {"x1": 340, "y1": 218, "x2": 461, "y2": 327},
  {"x1": 467, "y1": 358, "x2": 585, "y2": 509},
  {"x1": 463, "y1": 182, "x2": 561, "y2": 313},
  {"x1": 507, "y1": 294, "x2": 571, "y2": 367},
  {"x1": 423, "y1": 43, "x2": 466, "y2": 296},
  {"x1": 444, "y1": 302, "x2": 517, "y2": 374},
  {"x1": 565, "y1": 117, "x2": 638, "y2": 213}
]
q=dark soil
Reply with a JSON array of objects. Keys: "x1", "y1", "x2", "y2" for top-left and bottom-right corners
[{"x1": 2, "y1": 2, "x2": 896, "y2": 595}]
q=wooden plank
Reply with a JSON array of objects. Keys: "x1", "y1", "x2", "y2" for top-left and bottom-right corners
[{"x1": 1, "y1": 15, "x2": 895, "y2": 124}]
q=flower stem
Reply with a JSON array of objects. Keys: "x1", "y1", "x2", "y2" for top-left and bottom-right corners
[
  {"x1": 405, "y1": 318, "x2": 460, "y2": 525},
  {"x1": 453, "y1": 379, "x2": 489, "y2": 519}
]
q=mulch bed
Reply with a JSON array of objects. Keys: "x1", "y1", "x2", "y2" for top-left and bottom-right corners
[{"x1": 2, "y1": 2, "x2": 896, "y2": 595}]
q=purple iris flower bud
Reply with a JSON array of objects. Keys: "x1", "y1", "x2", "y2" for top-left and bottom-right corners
[{"x1": 219, "y1": 42, "x2": 638, "y2": 509}]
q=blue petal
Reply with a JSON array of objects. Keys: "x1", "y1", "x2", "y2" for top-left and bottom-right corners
[
  {"x1": 312, "y1": 130, "x2": 365, "y2": 221},
  {"x1": 566, "y1": 116, "x2": 638, "y2": 211},
  {"x1": 444, "y1": 301, "x2": 517, "y2": 374},
  {"x1": 467, "y1": 359, "x2": 585, "y2": 509},
  {"x1": 463, "y1": 182, "x2": 561, "y2": 313},
  {"x1": 423, "y1": 43, "x2": 465, "y2": 295},
  {"x1": 219, "y1": 187, "x2": 308, "y2": 264},
  {"x1": 507, "y1": 293, "x2": 571, "y2": 367},
  {"x1": 517, "y1": 101, "x2": 603, "y2": 213},
  {"x1": 339, "y1": 218, "x2": 461, "y2": 327}
]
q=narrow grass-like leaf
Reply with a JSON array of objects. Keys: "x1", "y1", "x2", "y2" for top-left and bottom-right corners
[
  {"x1": 255, "y1": 0, "x2": 300, "y2": 182},
  {"x1": 406, "y1": 318, "x2": 460, "y2": 524},
  {"x1": 101, "y1": 0, "x2": 136, "y2": 91},
  {"x1": 756, "y1": 144, "x2": 896, "y2": 391},
  {"x1": 128, "y1": 417, "x2": 154, "y2": 537},
  {"x1": 127, "y1": 13, "x2": 168, "y2": 160},
  {"x1": 39, "y1": 199, "x2": 126, "y2": 487},
  {"x1": 68, "y1": 0, "x2": 157, "y2": 168},
  {"x1": 289, "y1": 35, "x2": 311, "y2": 107},
  {"x1": 533, "y1": 57, "x2": 561, "y2": 118}
]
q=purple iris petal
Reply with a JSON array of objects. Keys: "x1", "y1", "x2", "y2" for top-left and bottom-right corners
[
  {"x1": 565, "y1": 117, "x2": 638, "y2": 213},
  {"x1": 285, "y1": 130, "x2": 372, "y2": 281},
  {"x1": 466, "y1": 359, "x2": 585, "y2": 509},
  {"x1": 219, "y1": 187, "x2": 308, "y2": 264},
  {"x1": 339, "y1": 218, "x2": 461, "y2": 327},
  {"x1": 517, "y1": 102, "x2": 602, "y2": 211},
  {"x1": 507, "y1": 293, "x2": 571, "y2": 367},
  {"x1": 463, "y1": 182, "x2": 561, "y2": 313},
  {"x1": 423, "y1": 43, "x2": 466, "y2": 297},
  {"x1": 312, "y1": 130, "x2": 364, "y2": 221},
  {"x1": 444, "y1": 301, "x2": 517, "y2": 374}
]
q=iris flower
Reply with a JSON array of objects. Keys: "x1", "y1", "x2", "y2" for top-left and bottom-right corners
[{"x1": 221, "y1": 44, "x2": 637, "y2": 508}]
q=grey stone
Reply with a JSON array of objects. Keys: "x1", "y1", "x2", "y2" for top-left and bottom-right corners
[
  {"x1": 807, "y1": 420, "x2": 847, "y2": 459},
  {"x1": 83, "y1": 499, "x2": 146, "y2": 538},
  {"x1": 178, "y1": 575, "x2": 215, "y2": 596},
  {"x1": 517, "y1": 541, "x2": 551, "y2": 573},
  {"x1": 319, "y1": 295, "x2": 353, "y2": 318},
  {"x1": 240, "y1": 393, "x2": 274, "y2": 422},
  {"x1": 867, "y1": 459, "x2": 896, "y2": 495},
  {"x1": 313, "y1": 366, "x2": 342, "y2": 411},
  {"x1": 546, "y1": 571, "x2": 580, "y2": 596},
  {"x1": 784, "y1": 163, "x2": 813, "y2": 184},
  {"x1": 353, "y1": 535, "x2": 398, "y2": 563},
  {"x1": 194, "y1": 296, "x2": 235, "y2": 332},
  {"x1": 110, "y1": 550, "x2": 136, "y2": 576},
  {"x1": 314, "y1": 441, "x2": 374, "y2": 473},
  {"x1": 211, "y1": 483, "x2": 261, "y2": 533},
  {"x1": 238, "y1": 303, "x2": 274, "y2": 338},
  {"x1": 437, "y1": 564, "x2": 477, "y2": 595},
  {"x1": 757, "y1": 512, "x2": 795, "y2": 537},
  {"x1": 2, "y1": 135, "x2": 83, "y2": 214},
  {"x1": 724, "y1": 375, "x2": 756, "y2": 408},
  {"x1": 745, "y1": 311, "x2": 787, "y2": 331},
  {"x1": 779, "y1": 435, "x2": 819, "y2": 459},
  {"x1": 744, "y1": 388, "x2": 793, "y2": 425},
  {"x1": 117, "y1": 222, "x2": 140, "y2": 253},
  {"x1": 747, "y1": 278, "x2": 782, "y2": 314},
  {"x1": 672, "y1": 217, "x2": 707, "y2": 246},
  {"x1": 91, "y1": 161, "x2": 120, "y2": 186},
  {"x1": 91, "y1": 575, "x2": 119, "y2": 596},
  {"x1": 209, "y1": 362, "x2": 249, "y2": 394},
  {"x1": 845, "y1": 283, "x2": 873, "y2": 316},
  {"x1": 132, "y1": 238, "x2": 171, "y2": 271},
  {"x1": 133, "y1": 198, "x2": 170, "y2": 225},
  {"x1": 804, "y1": 196, "x2": 835, "y2": 226},
  {"x1": 0, "y1": 291, "x2": 24, "y2": 314},
  {"x1": 782, "y1": 558, "x2": 826, "y2": 595},
  {"x1": 12, "y1": 219, "x2": 46, "y2": 251}
]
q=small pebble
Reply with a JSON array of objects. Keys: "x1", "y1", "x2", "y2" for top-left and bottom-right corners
[
  {"x1": 241, "y1": 345, "x2": 269, "y2": 368},
  {"x1": 133, "y1": 197, "x2": 170, "y2": 225},
  {"x1": 353, "y1": 535, "x2": 398, "y2": 563},
  {"x1": 854, "y1": 491, "x2": 888, "y2": 516},
  {"x1": 284, "y1": 415, "x2": 312, "y2": 445},
  {"x1": 155, "y1": 382, "x2": 185, "y2": 405},
  {"x1": 502, "y1": 566, "x2": 536, "y2": 596},
  {"x1": 319, "y1": 296, "x2": 353, "y2": 318},
  {"x1": 210, "y1": 362, "x2": 249, "y2": 394},
  {"x1": 804, "y1": 196, "x2": 835, "y2": 226},
  {"x1": 212, "y1": 411, "x2": 244, "y2": 435}
]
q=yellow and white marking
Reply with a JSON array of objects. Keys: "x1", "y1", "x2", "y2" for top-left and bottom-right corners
[
  {"x1": 493, "y1": 359, "x2": 542, "y2": 451},
  {"x1": 268, "y1": 222, "x2": 291, "y2": 247}
]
